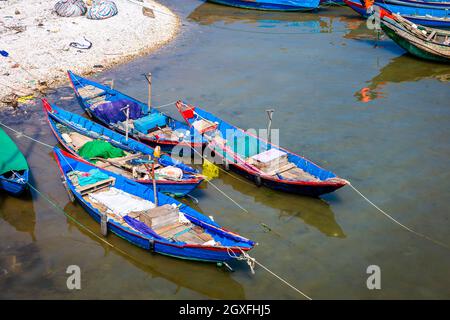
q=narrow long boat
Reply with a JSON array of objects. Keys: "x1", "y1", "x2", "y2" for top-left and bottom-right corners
[
  {"x1": 381, "y1": 14, "x2": 450, "y2": 62},
  {"x1": 207, "y1": 0, "x2": 320, "y2": 11},
  {"x1": 344, "y1": 0, "x2": 450, "y2": 27},
  {"x1": 0, "y1": 127, "x2": 29, "y2": 196},
  {"x1": 176, "y1": 101, "x2": 347, "y2": 197},
  {"x1": 67, "y1": 71, "x2": 206, "y2": 153},
  {"x1": 42, "y1": 99, "x2": 203, "y2": 197},
  {"x1": 54, "y1": 147, "x2": 255, "y2": 264}
]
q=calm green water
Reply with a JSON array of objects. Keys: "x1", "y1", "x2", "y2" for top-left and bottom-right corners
[{"x1": 1, "y1": 1, "x2": 450, "y2": 299}]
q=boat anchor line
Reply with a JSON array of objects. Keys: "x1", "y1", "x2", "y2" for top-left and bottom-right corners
[
  {"x1": 3, "y1": 120, "x2": 450, "y2": 251},
  {"x1": 346, "y1": 181, "x2": 450, "y2": 251},
  {"x1": 226, "y1": 247, "x2": 313, "y2": 300},
  {"x1": 28, "y1": 176, "x2": 311, "y2": 299}
]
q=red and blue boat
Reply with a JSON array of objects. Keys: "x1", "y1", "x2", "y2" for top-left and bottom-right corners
[
  {"x1": 176, "y1": 101, "x2": 347, "y2": 197},
  {"x1": 54, "y1": 147, "x2": 255, "y2": 264},
  {"x1": 42, "y1": 99, "x2": 203, "y2": 197},
  {"x1": 207, "y1": 0, "x2": 321, "y2": 11},
  {"x1": 67, "y1": 71, "x2": 206, "y2": 154},
  {"x1": 344, "y1": 0, "x2": 450, "y2": 27},
  {"x1": 0, "y1": 127, "x2": 29, "y2": 196}
]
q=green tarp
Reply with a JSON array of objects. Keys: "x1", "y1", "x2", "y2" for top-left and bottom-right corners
[
  {"x1": 78, "y1": 140, "x2": 125, "y2": 162},
  {"x1": 0, "y1": 127, "x2": 29, "y2": 175}
]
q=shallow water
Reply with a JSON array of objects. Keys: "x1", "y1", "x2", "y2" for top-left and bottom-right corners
[{"x1": 1, "y1": 1, "x2": 450, "y2": 299}]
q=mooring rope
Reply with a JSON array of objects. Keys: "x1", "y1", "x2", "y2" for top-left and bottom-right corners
[
  {"x1": 227, "y1": 248, "x2": 312, "y2": 300},
  {"x1": 346, "y1": 181, "x2": 450, "y2": 250},
  {"x1": 25, "y1": 181, "x2": 158, "y2": 268},
  {"x1": 0, "y1": 121, "x2": 54, "y2": 148},
  {"x1": 1, "y1": 120, "x2": 313, "y2": 298}
]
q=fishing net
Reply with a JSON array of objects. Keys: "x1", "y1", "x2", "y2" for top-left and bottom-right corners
[
  {"x1": 86, "y1": 0, "x2": 118, "y2": 20},
  {"x1": 54, "y1": 0, "x2": 87, "y2": 17}
]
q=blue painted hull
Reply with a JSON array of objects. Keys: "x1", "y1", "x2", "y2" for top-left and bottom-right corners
[
  {"x1": 42, "y1": 99, "x2": 203, "y2": 197},
  {"x1": 228, "y1": 163, "x2": 346, "y2": 196},
  {"x1": 177, "y1": 101, "x2": 347, "y2": 197},
  {"x1": 54, "y1": 148, "x2": 254, "y2": 263},
  {"x1": 0, "y1": 170, "x2": 29, "y2": 196},
  {"x1": 208, "y1": 0, "x2": 320, "y2": 11},
  {"x1": 345, "y1": 0, "x2": 450, "y2": 27},
  {"x1": 67, "y1": 71, "x2": 206, "y2": 154}
]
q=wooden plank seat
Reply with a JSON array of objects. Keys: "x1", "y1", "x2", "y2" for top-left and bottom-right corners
[
  {"x1": 67, "y1": 172, "x2": 116, "y2": 196},
  {"x1": 192, "y1": 119, "x2": 218, "y2": 134},
  {"x1": 77, "y1": 85, "x2": 105, "y2": 100}
]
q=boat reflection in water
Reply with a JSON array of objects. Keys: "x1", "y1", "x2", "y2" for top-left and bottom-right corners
[
  {"x1": 188, "y1": 2, "x2": 358, "y2": 34},
  {"x1": 357, "y1": 55, "x2": 450, "y2": 102},
  {"x1": 0, "y1": 190, "x2": 36, "y2": 241},
  {"x1": 63, "y1": 201, "x2": 247, "y2": 300},
  {"x1": 217, "y1": 171, "x2": 346, "y2": 238}
]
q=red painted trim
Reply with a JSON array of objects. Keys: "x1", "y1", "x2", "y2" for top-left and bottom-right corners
[
  {"x1": 44, "y1": 103, "x2": 203, "y2": 185},
  {"x1": 54, "y1": 148, "x2": 251, "y2": 252},
  {"x1": 344, "y1": 0, "x2": 365, "y2": 9}
]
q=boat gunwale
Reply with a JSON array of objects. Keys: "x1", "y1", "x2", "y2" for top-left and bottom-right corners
[{"x1": 53, "y1": 148, "x2": 254, "y2": 254}]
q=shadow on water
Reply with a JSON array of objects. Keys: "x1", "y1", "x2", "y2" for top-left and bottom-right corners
[
  {"x1": 0, "y1": 189, "x2": 36, "y2": 241},
  {"x1": 62, "y1": 201, "x2": 247, "y2": 299},
  {"x1": 218, "y1": 171, "x2": 346, "y2": 238}
]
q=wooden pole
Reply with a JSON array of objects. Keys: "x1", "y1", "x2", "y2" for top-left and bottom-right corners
[
  {"x1": 152, "y1": 161, "x2": 158, "y2": 207},
  {"x1": 147, "y1": 72, "x2": 152, "y2": 114},
  {"x1": 266, "y1": 109, "x2": 274, "y2": 144},
  {"x1": 125, "y1": 106, "x2": 130, "y2": 142},
  {"x1": 152, "y1": 146, "x2": 161, "y2": 207}
]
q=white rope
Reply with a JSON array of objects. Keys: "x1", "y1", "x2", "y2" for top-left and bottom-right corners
[
  {"x1": 227, "y1": 248, "x2": 312, "y2": 300},
  {"x1": 151, "y1": 101, "x2": 177, "y2": 109},
  {"x1": 207, "y1": 179, "x2": 249, "y2": 213},
  {"x1": 0, "y1": 121, "x2": 54, "y2": 149},
  {"x1": 347, "y1": 182, "x2": 450, "y2": 250}
]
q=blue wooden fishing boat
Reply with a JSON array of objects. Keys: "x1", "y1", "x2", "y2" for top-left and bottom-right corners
[
  {"x1": 54, "y1": 147, "x2": 255, "y2": 264},
  {"x1": 67, "y1": 71, "x2": 206, "y2": 154},
  {"x1": 0, "y1": 127, "x2": 29, "y2": 196},
  {"x1": 207, "y1": 0, "x2": 320, "y2": 11},
  {"x1": 42, "y1": 99, "x2": 203, "y2": 197},
  {"x1": 176, "y1": 101, "x2": 348, "y2": 197},
  {"x1": 344, "y1": 0, "x2": 450, "y2": 27}
]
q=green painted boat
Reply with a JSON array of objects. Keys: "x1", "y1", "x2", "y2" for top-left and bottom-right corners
[{"x1": 381, "y1": 14, "x2": 450, "y2": 63}]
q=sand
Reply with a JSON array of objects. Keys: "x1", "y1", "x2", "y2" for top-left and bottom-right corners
[{"x1": 0, "y1": 0, "x2": 180, "y2": 109}]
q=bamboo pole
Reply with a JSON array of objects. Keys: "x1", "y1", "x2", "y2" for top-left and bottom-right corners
[{"x1": 147, "y1": 72, "x2": 152, "y2": 114}]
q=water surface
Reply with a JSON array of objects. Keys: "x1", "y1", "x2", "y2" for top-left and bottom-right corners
[{"x1": 1, "y1": 1, "x2": 449, "y2": 299}]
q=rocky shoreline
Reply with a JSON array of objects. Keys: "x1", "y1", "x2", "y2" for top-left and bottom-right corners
[{"x1": 0, "y1": 0, "x2": 180, "y2": 109}]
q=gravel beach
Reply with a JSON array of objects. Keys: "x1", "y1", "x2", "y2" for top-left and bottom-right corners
[{"x1": 0, "y1": 0, "x2": 180, "y2": 109}]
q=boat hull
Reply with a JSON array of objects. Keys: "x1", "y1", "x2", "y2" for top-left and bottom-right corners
[
  {"x1": 207, "y1": 0, "x2": 320, "y2": 11},
  {"x1": 344, "y1": 0, "x2": 450, "y2": 27},
  {"x1": 54, "y1": 148, "x2": 254, "y2": 263},
  {"x1": 67, "y1": 71, "x2": 206, "y2": 155},
  {"x1": 42, "y1": 100, "x2": 203, "y2": 197},
  {"x1": 0, "y1": 170, "x2": 29, "y2": 196},
  {"x1": 381, "y1": 19, "x2": 450, "y2": 62},
  {"x1": 177, "y1": 102, "x2": 348, "y2": 197},
  {"x1": 226, "y1": 162, "x2": 346, "y2": 197}
]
